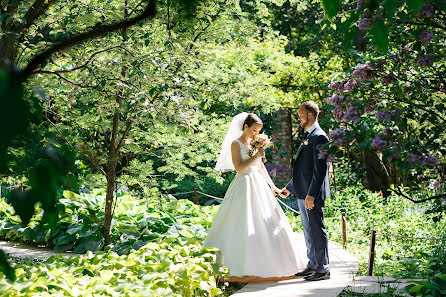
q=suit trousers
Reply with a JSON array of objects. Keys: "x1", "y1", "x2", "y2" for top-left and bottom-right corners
[{"x1": 297, "y1": 198, "x2": 329, "y2": 273}]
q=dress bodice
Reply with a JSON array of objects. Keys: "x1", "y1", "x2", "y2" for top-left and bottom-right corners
[{"x1": 235, "y1": 139, "x2": 260, "y2": 174}]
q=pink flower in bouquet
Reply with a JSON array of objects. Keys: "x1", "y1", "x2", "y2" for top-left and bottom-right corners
[{"x1": 249, "y1": 133, "x2": 272, "y2": 162}]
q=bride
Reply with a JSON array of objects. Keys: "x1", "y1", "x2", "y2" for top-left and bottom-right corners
[{"x1": 204, "y1": 113, "x2": 306, "y2": 282}]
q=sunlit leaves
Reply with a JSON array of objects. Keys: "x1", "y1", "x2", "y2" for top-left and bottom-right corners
[{"x1": 0, "y1": 198, "x2": 227, "y2": 295}]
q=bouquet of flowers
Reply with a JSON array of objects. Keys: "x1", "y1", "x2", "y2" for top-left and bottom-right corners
[{"x1": 249, "y1": 133, "x2": 272, "y2": 162}]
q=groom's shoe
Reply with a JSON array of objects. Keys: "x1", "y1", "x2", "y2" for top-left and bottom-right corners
[
  {"x1": 304, "y1": 271, "x2": 330, "y2": 281},
  {"x1": 294, "y1": 268, "x2": 316, "y2": 277}
]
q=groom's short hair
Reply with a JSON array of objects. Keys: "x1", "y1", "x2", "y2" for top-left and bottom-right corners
[{"x1": 301, "y1": 101, "x2": 319, "y2": 118}]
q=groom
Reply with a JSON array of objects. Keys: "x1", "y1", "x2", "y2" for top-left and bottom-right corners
[{"x1": 280, "y1": 101, "x2": 330, "y2": 281}]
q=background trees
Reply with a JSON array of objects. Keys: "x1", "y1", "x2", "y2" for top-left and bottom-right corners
[{"x1": 1, "y1": 0, "x2": 444, "y2": 253}]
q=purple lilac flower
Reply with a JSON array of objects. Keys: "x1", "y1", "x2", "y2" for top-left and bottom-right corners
[
  {"x1": 329, "y1": 129, "x2": 347, "y2": 146},
  {"x1": 433, "y1": 181, "x2": 441, "y2": 188},
  {"x1": 328, "y1": 81, "x2": 342, "y2": 92},
  {"x1": 408, "y1": 153, "x2": 439, "y2": 167},
  {"x1": 343, "y1": 79, "x2": 361, "y2": 92},
  {"x1": 418, "y1": 4, "x2": 435, "y2": 18},
  {"x1": 419, "y1": 28, "x2": 434, "y2": 43},
  {"x1": 328, "y1": 79, "x2": 360, "y2": 93},
  {"x1": 334, "y1": 81, "x2": 346, "y2": 93},
  {"x1": 424, "y1": 156, "x2": 439, "y2": 166},
  {"x1": 358, "y1": 14, "x2": 375, "y2": 30},
  {"x1": 275, "y1": 164, "x2": 284, "y2": 173},
  {"x1": 382, "y1": 127, "x2": 398, "y2": 136},
  {"x1": 381, "y1": 74, "x2": 396, "y2": 85},
  {"x1": 353, "y1": 62, "x2": 375, "y2": 80},
  {"x1": 382, "y1": 127, "x2": 392, "y2": 135},
  {"x1": 317, "y1": 145, "x2": 335, "y2": 162},
  {"x1": 365, "y1": 101, "x2": 377, "y2": 114},
  {"x1": 371, "y1": 135, "x2": 387, "y2": 152},
  {"x1": 265, "y1": 163, "x2": 274, "y2": 172},
  {"x1": 344, "y1": 106, "x2": 361, "y2": 122},
  {"x1": 376, "y1": 111, "x2": 390, "y2": 121},
  {"x1": 387, "y1": 152, "x2": 399, "y2": 162},
  {"x1": 408, "y1": 153, "x2": 422, "y2": 163},
  {"x1": 333, "y1": 106, "x2": 346, "y2": 122},
  {"x1": 417, "y1": 56, "x2": 433, "y2": 67},
  {"x1": 326, "y1": 94, "x2": 344, "y2": 105},
  {"x1": 417, "y1": 174, "x2": 425, "y2": 179}
]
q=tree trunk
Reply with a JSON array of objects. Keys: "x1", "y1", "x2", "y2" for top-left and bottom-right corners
[
  {"x1": 103, "y1": 158, "x2": 117, "y2": 246},
  {"x1": 362, "y1": 149, "x2": 390, "y2": 197},
  {"x1": 0, "y1": 28, "x2": 18, "y2": 70},
  {"x1": 102, "y1": 3, "x2": 129, "y2": 246}
]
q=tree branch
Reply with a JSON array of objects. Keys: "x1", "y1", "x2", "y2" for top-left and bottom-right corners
[
  {"x1": 37, "y1": 70, "x2": 101, "y2": 89},
  {"x1": 390, "y1": 186, "x2": 446, "y2": 203},
  {"x1": 116, "y1": 118, "x2": 135, "y2": 152},
  {"x1": 393, "y1": 20, "x2": 446, "y2": 31},
  {"x1": 20, "y1": 0, "x2": 157, "y2": 81},
  {"x1": 33, "y1": 46, "x2": 134, "y2": 75},
  {"x1": 16, "y1": 0, "x2": 55, "y2": 33}
]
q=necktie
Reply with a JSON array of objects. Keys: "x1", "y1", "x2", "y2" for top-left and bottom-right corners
[{"x1": 304, "y1": 131, "x2": 309, "y2": 139}]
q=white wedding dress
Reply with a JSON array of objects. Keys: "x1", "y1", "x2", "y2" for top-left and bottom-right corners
[{"x1": 204, "y1": 140, "x2": 306, "y2": 278}]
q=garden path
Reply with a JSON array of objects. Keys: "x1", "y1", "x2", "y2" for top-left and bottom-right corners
[
  {"x1": 0, "y1": 240, "x2": 73, "y2": 261},
  {"x1": 231, "y1": 234, "x2": 359, "y2": 297}
]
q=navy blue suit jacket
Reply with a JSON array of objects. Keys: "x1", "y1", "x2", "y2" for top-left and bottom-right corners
[{"x1": 286, "y1": 125, "x2": 330, "y2": 200}]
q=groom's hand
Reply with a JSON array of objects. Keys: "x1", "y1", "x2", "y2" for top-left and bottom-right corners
[
  {"x1": 279, "y1": 188, "x2": 290, "y2": 198},
  {"x1": 305, "y1": 195, "x2": 315, "y2": 210}
]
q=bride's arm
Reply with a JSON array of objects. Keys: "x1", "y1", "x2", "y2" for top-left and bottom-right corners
[
  {"x1": 258, "y1": 162, "x2": 280, "y2": 194},
  {"x1": 231, "y1": 141, "x2": 263, "y2": 173}
]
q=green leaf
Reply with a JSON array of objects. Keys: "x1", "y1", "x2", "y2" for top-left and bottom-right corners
[
  {"x1": 343, "y1": 27, "x2": 359, "y2": 51},
  {"x1": 57, "y1": 234, "x2": 75, "y2": 245},
  {"x1": 0, "y1": 249, "x2": 15, "y2": 281},
  {"x1": 72, "y1": 244, "x2": 86, "y2": 254},
  {"x1": 82, "y1": 268, "x2": 94, "y2": 276},
  {"x1": 406, "y1": 0, "x2": 425, "y2": 14},
  {"x1": 384, "y1": 0, "x2": 398, "y2": 21},
  {"x1": 78, "y1": 224, "x2": 99, "y2": 237},
  {"x1": 6, "y1": 190, "x2": 38, "y2": 225},
  {"x1": 322, "y1": 0, "x2": 341, "y2": 18},
  {"x1": 54, "y1": 242, "x2": 75, "y2": 252},
  {"x1": 84, "y1": 238, "x2": 103, "y2": 252},
  {"x1": 369, "y1": 19, "x2": 389, "y2": 52},
  {"x1": 66, "y1": 224, "x2": 83, "y2": 235}
]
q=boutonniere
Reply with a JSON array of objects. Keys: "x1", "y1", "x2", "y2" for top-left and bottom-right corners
[{"x1": 303, "y1": 140, "x2": 309, "y2": 146}]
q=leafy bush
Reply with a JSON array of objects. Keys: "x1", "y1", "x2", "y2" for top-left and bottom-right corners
[
  {"x1": 403, "y1": 274, "x2": 446, "y2": 297},
  {"x1": 0, "y1": 190, "x2": 104, "y2": 253},
  {"x1": 0, "y1": 191, "x2": 219, "y2": 256},
  {"x1": 285, "y1": 184, "x2": 446, "y2": 278},
  {"x1": 0, "y1": 240, "x2": 228, "y2": 296}
]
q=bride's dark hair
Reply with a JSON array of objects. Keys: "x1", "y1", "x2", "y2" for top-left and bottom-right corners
[{"x1": 242, "y1": 113, "x2": 262, "y2": 130}]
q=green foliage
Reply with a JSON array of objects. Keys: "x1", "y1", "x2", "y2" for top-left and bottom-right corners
[
  {"x1": 320, "y1": 0, "x2": 445, "y2": 197},
  {"x1": 0, "y1": 71, "x2": 27, "y2": 173},
  {"x1": 0, "y1": 196, "x2": 227, "y2": 296},
  {"x1": 291, "y1": 185, "x2": 446, "y2": 277},
  {"x1": 322, "y1": 0, "x2": 341, "y2": 18},
  {"x1": 0, "y1": 191, "x2": 219, "y2": 255},
  {"x1": 0, "y1": 250, "x2": 15, "y2": 282},
  {"x1": 0, "y1": 241, "x2": 227, "y2": 296},
  {"x1": 403, "y1": 274, "x2": 446, "y2": 297}
]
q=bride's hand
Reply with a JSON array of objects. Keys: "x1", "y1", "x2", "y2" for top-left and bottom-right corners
[{"x1": 254, "y1": 148, "x2": 265, "y2": 159}]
